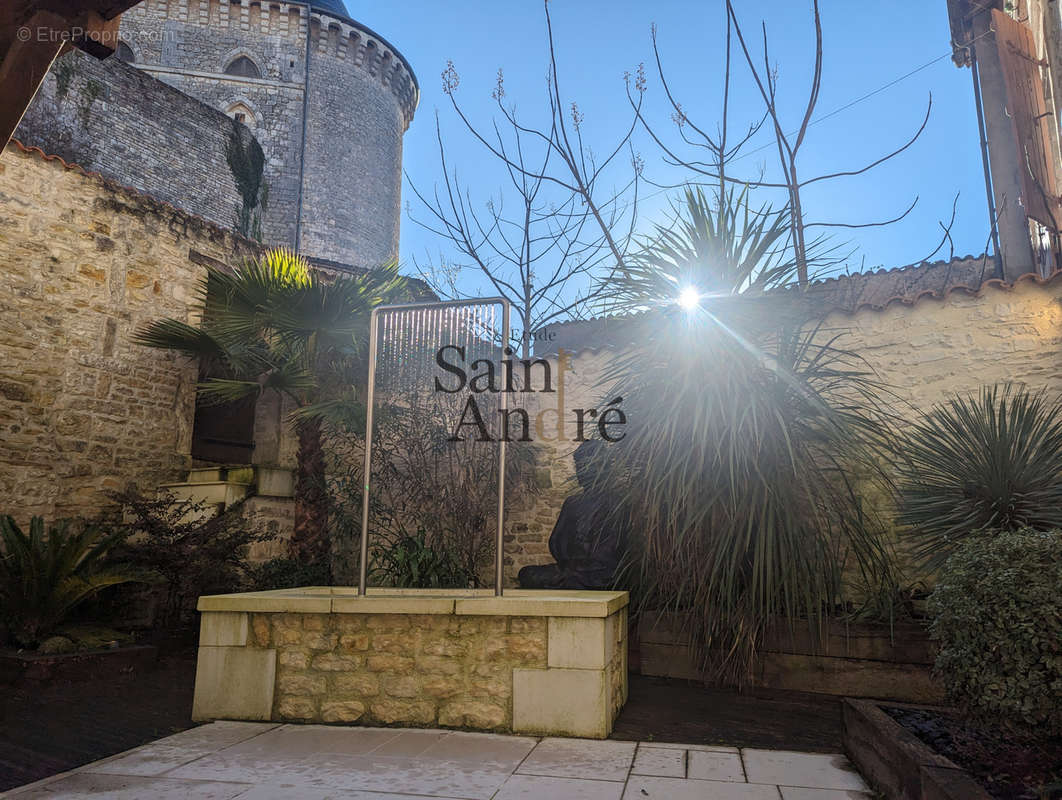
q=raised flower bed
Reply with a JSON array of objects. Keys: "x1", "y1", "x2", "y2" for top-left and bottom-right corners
[{"x1": 191, "y1": 587, "x2": 628, "y2": 739}]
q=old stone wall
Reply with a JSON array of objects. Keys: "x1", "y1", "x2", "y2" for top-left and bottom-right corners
[
  {"x1": 116, "y1": 0, "x2": 417, "y2": 267},
  {"x1": 0, "y1": 142, "x2": 259, "y2": 523},
  {"x1": 119, "y1": 0, "x2": 307, "y2": 248},
  {"x1": 514, "y1": 277, "x2": 1062, "y2": 579},
  {"x1": 15, "y1": 49, "x2": 251, "y2": 235},
  {"x1": 299, "y1": 17, "x2": 415, "y2": 267},
  {"x1": 253, "y1": 611, "x2": 547, "y2": 728}
]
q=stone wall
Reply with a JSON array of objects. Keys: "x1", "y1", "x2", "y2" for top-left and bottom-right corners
[
  {"x1": 0, "y1": 142, "x2": 259, "y2": 523},
  {"x1": 15, "y1": 49, "x2": 249, "y2": 236},
  {"x1": 299, "y1": 17, "x2": 415, "y2": 267},
  {"x1": 119, "y1": 0, "x2": 307, "y2": 249},
  {"x1": 117, "y1": 0, "x2": 417, "y2": 267},
  {"x1": 259, "y1": 611, "x2": 546, "y2": 728},
  {"x1": 514, "y1": 275, "x2": 1062, "y2": 578},
  {"x1": 193, "y1": 590, "x2": 629, "y2": 737}
]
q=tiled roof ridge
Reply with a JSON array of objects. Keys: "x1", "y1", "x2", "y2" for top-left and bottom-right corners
[
  {"x1": 820, "y1": 265, "x2": 1062, "y2": 317},
  {"x1": 795, "y1": 253, "x2": 988, "y2": 291}
]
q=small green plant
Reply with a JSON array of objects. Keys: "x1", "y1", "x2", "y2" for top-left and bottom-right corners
[
  {"x1": 928, "y1": 528, "x2": 1062, "y2": 737},
  {"x1": 896, "y1": 383, "x2": 1062, "y2": 569},
  {"x1": 0, "y1": 516, "x2": 143, "y2": 648},
  {"x1": 371, "y1": 529, "x2": 473, "y2": 589}
]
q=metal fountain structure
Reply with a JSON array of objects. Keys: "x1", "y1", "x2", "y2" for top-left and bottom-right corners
[{"x1": 358, "y1": 298, "x2": 511, "y2": 596}]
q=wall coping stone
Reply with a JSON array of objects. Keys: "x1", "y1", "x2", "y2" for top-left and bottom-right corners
[{"x1": 197, "y1": 587, "x2": 629, "y2": 618}]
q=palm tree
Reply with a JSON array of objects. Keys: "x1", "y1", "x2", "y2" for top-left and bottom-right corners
[
  {"x1": 598, "y1": 187, "x2": 898, "y2": 684},
  {"x1": 136, "y1": 248, "x2": 406, "y2": 567}
]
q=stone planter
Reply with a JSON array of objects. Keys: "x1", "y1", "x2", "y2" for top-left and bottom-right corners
[
  {"x1": 192, "y1": 587, "x2": 628, "y2": 738},
  {"x1": 842, "y1": 698, "x2": 992, "y2": 800},
  {"x1": 639, "y1": 612, "x2": 942, "y2": 703},
  {"x1": 0, "y1": 644, "x2": 159, "y2": 687}
]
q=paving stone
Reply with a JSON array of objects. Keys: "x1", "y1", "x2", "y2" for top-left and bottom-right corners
[
  {"x1": 622, "y1": 776, "x2": 780, "y2": 800},
  {"x1": 631, "y1": 746, "x2": 686, "y2": 777},
  {"x1": 517, "y1": 737, "x2": 636, "y2": 781},
  {"x1": 688, "y1": 749, "x2": 746, "y2": 782},
  {"x1": 742, "y1": 749, "x2": 869, "y2": 791}
]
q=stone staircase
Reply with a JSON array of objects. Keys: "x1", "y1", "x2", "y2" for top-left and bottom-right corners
[{"x1": 158, "y1": 465, "x2": 294, "y2": 517}]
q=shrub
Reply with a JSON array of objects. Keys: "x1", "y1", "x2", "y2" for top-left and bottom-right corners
[
  {"x1": 0, "y1": 516, "x2": 144, "y2": 648},
  {"x1": 371, "y1": 529, "x2": 474, "y2": 589},
  {"x1": 896, "y1": 383, "x2": 1062, "y2": 569},
  {"x1": 107, "y1": 489, "x2": 273, "y2": 627},
  {"x1": 928, "y1": 529, "x2": 1062, "y2": 736},
  {"x1": 248, "y1": 556, "x2": 331, "y2": 591}
]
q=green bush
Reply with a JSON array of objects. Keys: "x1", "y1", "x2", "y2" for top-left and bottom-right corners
[
  {"x1": 108, "y1": 489, "x2": 273, "y2": 627},
  {"x1": 248, "y1": 556, "x2": 331, "y2": 591},
  {"x1": 371, "y1": 529, "x2": 473, "y2": 589},
  {"x1": 0, "y1": 516, "x2": 145, "y2": 648},
  {"x1": 928, "y1": 529, "x2": 1062, "y2": 736}
]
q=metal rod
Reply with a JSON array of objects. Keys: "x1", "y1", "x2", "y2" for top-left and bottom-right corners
[
  {"x1": 971, "y1": 50, "x2": 1004, "y2": 279},
  {"x1": 495, "y1": 301, "x2": 509, "y2": 596},
  {"x1": 358, "y1": 308, "x2": 380, "y2": 595}
]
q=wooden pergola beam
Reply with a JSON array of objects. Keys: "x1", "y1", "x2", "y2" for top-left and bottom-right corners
[{"x1": 0, "y1": 0, "x2": 141, "y2": 147}]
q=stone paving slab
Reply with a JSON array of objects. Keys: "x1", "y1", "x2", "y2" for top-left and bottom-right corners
[{"x1": 2, "y1": 722, "x2": 873, "y2": 799}]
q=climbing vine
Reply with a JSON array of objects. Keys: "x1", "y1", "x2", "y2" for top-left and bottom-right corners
[
  {"x1": 225, "y1": 121, "x2": 268, "y2": 240},
  {"x1": 54, "y1": 57, "x2": 76, "y2": 102}
]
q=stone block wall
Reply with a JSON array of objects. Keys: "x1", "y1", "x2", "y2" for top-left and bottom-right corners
[
  {"x1": 15, "y1": 49, "x2": 249, "y2": 236},
  {"x1": 192, "y1": 590, "x2": 629, "y2": 737},
  {"x1": 120, "y1": 0, "x2": 307, "y2": 249},
  {"x1": 514, "y1": 277, "x2": 1062, "y2": 579},
  {"x1": 257, "y1": 611, "x2": 546, "y2": 728},
  {"x1": 0, "y1": 143, "x2": 259, "y2": 523}
]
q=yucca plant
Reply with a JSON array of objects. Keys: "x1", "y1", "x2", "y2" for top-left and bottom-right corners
[
  {"x1": 0, "y1": 516, "x2": 143, "y2": 648},
  {"x1": 896, "y1": 383, "x2": 1062, "y2": 570},
  {"x1": 609, "y1": 184, "x2": 797, "y2": 309},
  {"x1": 135, "y1": 248, "x2": 407, "y2": 567},
  {"x1": 597, "y1": 186, "x2": 899, "y2": 684}
]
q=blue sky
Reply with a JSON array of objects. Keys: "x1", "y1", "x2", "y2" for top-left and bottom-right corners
[{"x1": 357, "y1": 1, "x2": 985, "y2": 296}]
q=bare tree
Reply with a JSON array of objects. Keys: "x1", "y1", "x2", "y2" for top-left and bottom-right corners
[
  {"x1": 407, "y1": 2, "x2": 643, "y2": 357},
  {"x1": 630, "y1": 0, "x2": 933, "y2": 285}
]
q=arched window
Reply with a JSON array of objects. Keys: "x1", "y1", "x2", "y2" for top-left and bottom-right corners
[
  {"x1": 114, "y1": 42, "x2": 135, "y2": 62},
  {"x1": 226, "y1": 102, "x2": 257, "y2": 130},
  {"x1": 224, "y1": 56, "x2": 261, "y2": 79}
]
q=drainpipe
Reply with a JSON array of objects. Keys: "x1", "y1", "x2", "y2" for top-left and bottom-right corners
[
  {"x1": 971, "y1": 50, "x2": 1004, "y2": 279},
  {"x1": 293, "y1": 2, "x2": 311, "y2": 253}
]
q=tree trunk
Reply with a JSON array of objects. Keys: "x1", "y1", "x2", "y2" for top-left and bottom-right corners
[{"x1": 288, "y1": 416, "x2": 330, "y2": 567}]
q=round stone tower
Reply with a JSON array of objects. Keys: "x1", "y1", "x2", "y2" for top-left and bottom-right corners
[{"x1": 117, "y1": 0, "x2": 418, "y2": 268}]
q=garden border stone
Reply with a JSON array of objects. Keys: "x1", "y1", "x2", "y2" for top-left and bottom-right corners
[
  {"x1": 842, "y1": 698, "x2": 992, "y2": 800},
  {"x1": 0, "y1": 644, "x2": 159, "y2": 687}
]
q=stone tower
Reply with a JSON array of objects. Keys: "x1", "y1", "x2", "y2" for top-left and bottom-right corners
[{"x1": 118, "y1": 0, "x2": 418, "y2": 267}]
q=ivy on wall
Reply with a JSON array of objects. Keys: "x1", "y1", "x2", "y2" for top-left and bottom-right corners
[{"x1": 225, "y1": 121, "x2": 268, "y2": 240}]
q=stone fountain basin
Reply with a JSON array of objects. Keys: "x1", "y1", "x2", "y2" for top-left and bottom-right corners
[{"x1": 192, "y1": 587, "x2": 628, "y2": 738}]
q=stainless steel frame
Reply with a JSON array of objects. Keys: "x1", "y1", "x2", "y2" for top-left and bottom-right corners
[{"x1": 359, "y1": 298, "x2": 511, "y2": 596}]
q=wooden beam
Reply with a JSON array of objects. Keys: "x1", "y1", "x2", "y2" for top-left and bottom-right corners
[
  {"x1": 0, "y1": 0, "x2": 142, "y2": 147},
  {"x1": 0, "y1": 10, "x2": 66, "y2": 147}
]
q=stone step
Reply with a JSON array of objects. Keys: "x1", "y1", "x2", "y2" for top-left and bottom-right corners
[{"x1": 158, "y1": 480, "x2": 251, "y2": 508}]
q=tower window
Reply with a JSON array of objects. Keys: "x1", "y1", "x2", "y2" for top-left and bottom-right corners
[
  {"x1": 114, "y1": 42, "x2": 135, "y2": 63},
  {"x1": 224, "y1": 56, "x2": 261, "y2": 79},
  {"x1": 226, "y1": 103, "x2": 256, "y2": 130}
]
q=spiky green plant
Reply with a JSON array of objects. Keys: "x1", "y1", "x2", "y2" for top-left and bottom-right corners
[
  {"x1": 609, "y1": 185, "x2": 797, "y2": 309},
  {"x1": 597, "y1": 186, "x2": 899, "y2": 684},
  {"x1": 896, "y1": 383, "x2": 1062, "y2": 570},
  {"x1": 0, "y1": 516, "x2": 143, "y2": 648},
  {"x1": 135, "y1": 248, "x2": 407, "y2": 566}
]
